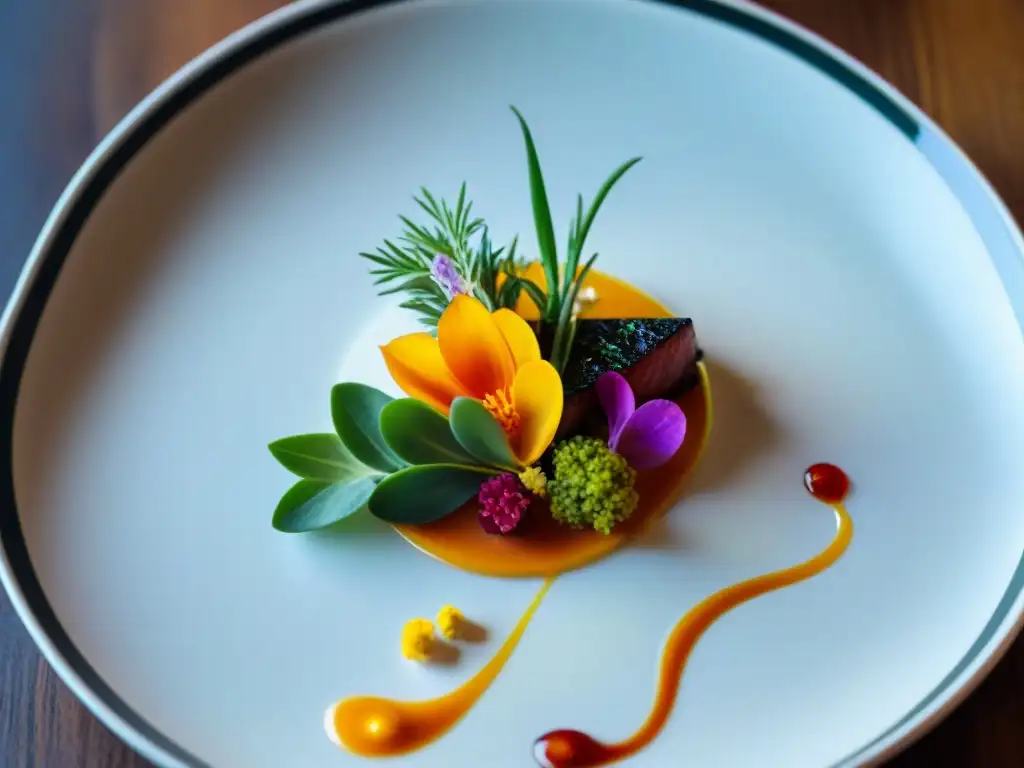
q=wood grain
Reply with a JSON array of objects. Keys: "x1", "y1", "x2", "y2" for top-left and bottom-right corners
[{"x1": 2, "y1": 0, "x2": 1023, "y2": 765}]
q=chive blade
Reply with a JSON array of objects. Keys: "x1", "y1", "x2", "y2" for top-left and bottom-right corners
[
  {"x1": 510, "y1": 106, "x2": 559, "y2": 319},
  {"x1": 577, "y1": 157, "x2": 642, "y2": 255}
]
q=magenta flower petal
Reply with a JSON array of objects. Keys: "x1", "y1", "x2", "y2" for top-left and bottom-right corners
[
  {"x1": 596, "y1": 371, "x2": 635, "y2": 451},
  {"x1": 615, "y1": 399, "x2": 687, "y2": 470}
]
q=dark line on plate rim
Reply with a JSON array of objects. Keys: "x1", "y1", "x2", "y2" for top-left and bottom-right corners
[
  {"x1": 664, "y1": 0, "x2": 919, "y2": 139},
  {"x1": 0, "y1": 2, "x2": 407, "y2": 765},
  {"x1": 0, "y1": 1, "x2": 1018, "y2": 767}
]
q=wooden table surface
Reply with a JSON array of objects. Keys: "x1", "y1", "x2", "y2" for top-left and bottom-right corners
[{"x1": 1, "y1": 0, "x2": 1023, "y2": 765}]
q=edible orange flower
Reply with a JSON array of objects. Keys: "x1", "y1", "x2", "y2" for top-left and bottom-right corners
[{"x1": 380, "y1": 295, "x2": 562, "y2": 466}]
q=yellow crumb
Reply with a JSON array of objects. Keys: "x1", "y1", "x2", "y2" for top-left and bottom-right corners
[
  {"x1": 436, "y1": 605, "x2": 464, "y2": 640},
  {"x1": 401, "y1": 618, "x2": 435, "y2": 661}
]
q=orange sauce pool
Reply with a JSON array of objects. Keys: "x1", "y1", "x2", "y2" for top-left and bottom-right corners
[{"x1": 393, "y1": 269, "x2": 712, "y2": 577}]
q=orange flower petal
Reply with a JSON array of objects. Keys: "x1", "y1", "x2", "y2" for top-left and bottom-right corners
[
  {"x1": 380, "y1": 333, "x2": 465, "y2": 415},
  {"x1": 512, "y1": 360, "x2": 563, "y2": 466},
  {"x1": 492, "y1": 309, "x2": 540, "y2": 370},
  {"x1": 437, "y1": 295, "x2": 515, "y2": 399}
]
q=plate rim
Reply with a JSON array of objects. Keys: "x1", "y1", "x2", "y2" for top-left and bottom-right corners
[{"x1": 1, "y1": 1, "x2": 1023, "y2": 766}]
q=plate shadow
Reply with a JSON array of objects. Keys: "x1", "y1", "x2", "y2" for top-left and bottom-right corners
[{"x1": 632, "y1": 356, "x2": 781, "y2": 551}]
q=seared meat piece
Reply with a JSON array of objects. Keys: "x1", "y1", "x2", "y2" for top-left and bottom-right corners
[{"x1": 557, "y1": 318, "x2": 702, "y2": 438}]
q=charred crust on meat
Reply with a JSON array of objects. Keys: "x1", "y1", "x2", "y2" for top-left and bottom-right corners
[
  {"x1": 557, "y1": 318, "x2": 703, "y2": 438},
  {"x1": 562, "y1": 319, "x2": 694, "y2": 393}
]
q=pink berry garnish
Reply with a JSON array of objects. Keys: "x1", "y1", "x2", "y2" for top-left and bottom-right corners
[{"x1": 477, "y1": 473, "x2": 530, "y2": 535}]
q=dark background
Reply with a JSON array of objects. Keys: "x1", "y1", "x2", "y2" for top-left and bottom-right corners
[{"x1": 1, "y1": 1, "x2": 1022, "y2": 765}]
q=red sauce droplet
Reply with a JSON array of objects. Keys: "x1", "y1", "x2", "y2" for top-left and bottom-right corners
[
  {"x1": 534, "y1": 730, "x2": 618, "y2": 768},
  {"x1": 803, "y1": 463, "x2": 850, "y2": 505}
]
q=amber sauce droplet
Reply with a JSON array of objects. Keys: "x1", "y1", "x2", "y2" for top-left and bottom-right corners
[
  {"x1": 327, "y1": 579, "x2": 554, "y2": 757},
  {"x1": 803, "y1": 462, "x2": 850, "y2": 505},
  {"x1": 533, "y1": 465, "x2": 854, "y2": 767}
]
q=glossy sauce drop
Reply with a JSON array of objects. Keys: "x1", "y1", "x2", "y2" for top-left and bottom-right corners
[
  {"x1": 803, "y1": 462, "x2": 850, "y2": 505},
  {"x1": 326, "y1": 579, "x2": 554, "y2": 757},
  {"x1": 533, "y1": 465, "x2": 854, "y2": 767}
]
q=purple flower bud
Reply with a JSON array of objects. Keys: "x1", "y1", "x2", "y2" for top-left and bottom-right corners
[{"x1": 430, "y1": 254, "x2": 468, "y2": 299}]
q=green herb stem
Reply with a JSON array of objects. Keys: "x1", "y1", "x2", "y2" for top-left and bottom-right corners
[{"x1": 509, "y1": 106, "x2": 642, "y2": 373}]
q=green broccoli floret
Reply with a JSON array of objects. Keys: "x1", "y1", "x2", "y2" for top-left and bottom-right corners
[{"x1": 548, "y1": 436, "x2": 638, "y2": 535}]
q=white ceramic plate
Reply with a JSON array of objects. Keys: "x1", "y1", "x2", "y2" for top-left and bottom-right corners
[{"x1": 3, "y1": 1, "x2": 1024, "y2": 766}]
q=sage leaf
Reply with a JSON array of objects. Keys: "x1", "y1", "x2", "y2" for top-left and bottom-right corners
[
  {"x1": 368, "y1": 464, "x2": 496, "y2": 525},
  {"x1": 449, "y1": 396, "x2": 522, "y2": 471},
  {"x1": 331, "y1": 383, "x2": 404, "y2": 473},
  {"x1": 272, "y1": 477, "x2": 377, "y2": 533},
  {"x1": 379, "y1": 398, "x2": 479, "y2": 466},
  {"x1": 268, "y1": 433, "x2": 378, "y2": 482}
]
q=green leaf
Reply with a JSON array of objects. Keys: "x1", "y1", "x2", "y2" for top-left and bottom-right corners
[
  {"x1": 551, "y1": 252, "x2": 600, "y2": 373},
  {"x1": 360, "y1": 252, "x2": 394, "y2": 268},
  {"x1": 368, "y1": 464, "x2": 496, "y2": 525},
  {"x1": 399, "y1": 298, "x2": 445, "y2": 320},
  {"x1": 516, "y1": 277, "x2": 548, "y2": 313},
  {"x1": 497, "y1": 275, "x2": 523, "y2": 310},
  {"x1": 510, "y1": 106, "x2": 558, "y2": 318},
  {"x1": 268, "y1": 433, "x2": 379, "y2": 482},
  {"x1": 563, "y1": 194, "x2": 586, "y2": 299},
  {"x1": 449, "y1": 396, "x2": 522, "y2": 471},
  {"x1": 578, "y1": 157, "x2": 643, "y2": 250},
  {"x1": 331, "y1": 383, "x2": 404, "y2": 473},
  {"x1": 272, "y1": 478, "x2": 377, "y2": 533},
  {"x1": 378, "y1": 274, "x2": 437, "y2": 296},
  {"x1": 455, "y1": 182, "x2": 467, "y2": 229},
  {"x1": 379, "y1": 398, "x2": 480, "y2": 466},
  {"x1": 563, "y1": 158, "x2": 641, "y2": 299}
]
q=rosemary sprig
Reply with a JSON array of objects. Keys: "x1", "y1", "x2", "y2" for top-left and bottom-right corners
[
  {"x1": 359, "y1": 184, "x2": 522, "y2": 328},
  {"x1": 510, "y1": 106, "x2": 642, "y2": 373},
  {"x1": 361, "y1": 108, "x2": 641, "y2": 371}
]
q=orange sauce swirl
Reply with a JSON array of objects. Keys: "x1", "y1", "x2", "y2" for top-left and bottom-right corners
[
  {"x1": 326, "y1": 579, "x2": 553, "y2": 757},
  {"x1": 326, "y1": 266, "x2": 855, "y2": 764},
  {"x1": 533, "y1": 465, "x2": 853, "y2": 767}
]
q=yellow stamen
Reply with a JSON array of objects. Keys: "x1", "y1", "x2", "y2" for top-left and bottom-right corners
[
  {"x1": 483, "y1": 387, "x2": 520, "y2": 436},
  {"x1": 519, "y1": 466, "x2": 548, "y2": 498}
]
